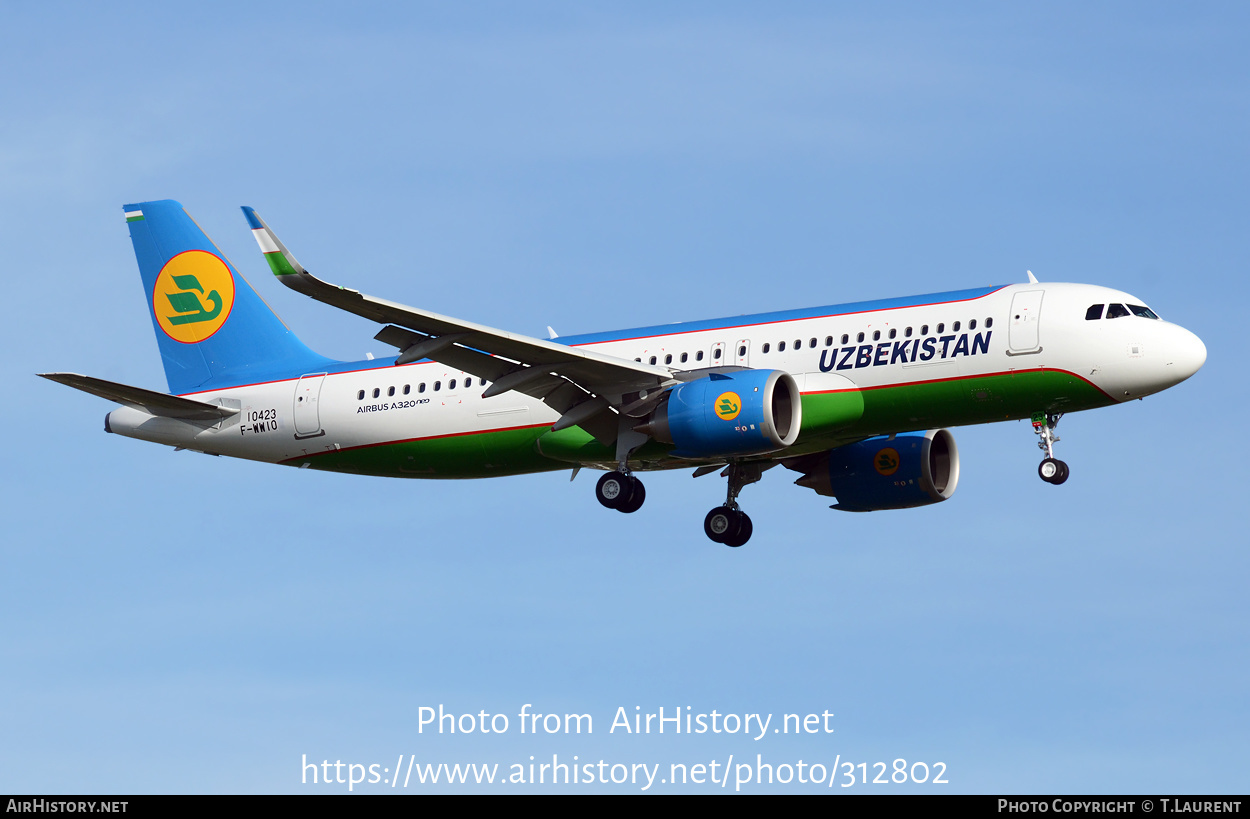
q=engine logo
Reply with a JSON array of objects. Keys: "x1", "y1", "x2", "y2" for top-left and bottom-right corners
[
  {"x1": 874, "y1": 447, "x2": 900, "y2": 476},
  {"x1": 152, "y1": 250, "x2": 235, "y2": 344},
  {"x1": 714, "y1": 391, "x2": 741, "y2": 421}
]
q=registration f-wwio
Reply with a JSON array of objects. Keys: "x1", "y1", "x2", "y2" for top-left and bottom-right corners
[{"x1": 43, "y1": 200, "x2": 1207, "y2": 546}]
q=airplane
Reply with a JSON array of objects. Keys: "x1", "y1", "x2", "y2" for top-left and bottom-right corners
[{"x1": 41, "y1": 200, "x2": 1207, "y2": 547}]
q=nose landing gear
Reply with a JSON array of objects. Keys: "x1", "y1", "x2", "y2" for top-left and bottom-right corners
[{"x1": 1032, "y1": 412, "x2": 1069, "y2": 485}]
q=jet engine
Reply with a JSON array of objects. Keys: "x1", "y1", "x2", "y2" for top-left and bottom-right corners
[
  {"x1": 640, "y1": 370, "x2": 802, "y2": 458},
  {"x1": 792, "y1": 429, "x2": 960, "y2": 511}
]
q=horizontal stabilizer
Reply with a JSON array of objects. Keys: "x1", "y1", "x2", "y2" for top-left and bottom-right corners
[{"x1": 39, "y1": 373, "x2": 239, "y2": 421}]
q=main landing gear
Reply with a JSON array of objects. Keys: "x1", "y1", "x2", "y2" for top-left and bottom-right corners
[
  {"x1": 703, "y1": 462, "x2": 764, "y2": 548},
  {"x1": 596, "y1": 470, "x2": 646, "y2": 513},
  {"x1": 1032, "y1": 412, "x2": 1070, "y2": 485},
  {"x1": 593, "y1": 455, "x2": 767, "y2": 548},
  {"x1": 596, "y1": 422, "x2": 649, "y2": 514}
]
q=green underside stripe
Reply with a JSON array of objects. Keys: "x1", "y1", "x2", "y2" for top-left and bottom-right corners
[
  {"x1": 858, "y1": 368, "x2": 1107, "y2": 434},
  {"x1": 292, "y1": 425, "x2": 561, "y2": 478},
  {"x1": 293, "y1": 369, "x2": 1113, "y2": 478}
]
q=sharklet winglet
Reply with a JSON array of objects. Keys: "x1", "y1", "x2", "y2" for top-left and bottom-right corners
[{"x1": 242, "y1": 206, "x2": 306, "y2": 277}]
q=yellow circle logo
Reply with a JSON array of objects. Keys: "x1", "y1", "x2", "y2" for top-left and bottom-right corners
[
  {"x1": 152, "y1": 250, "x2": 235, "y2": 344},
  {"x1": 874, "y1": 447, "x2": 900, "y2": 476},
  {"x1": 714, "y1": 391, "x2": 742, "y2": 421}
]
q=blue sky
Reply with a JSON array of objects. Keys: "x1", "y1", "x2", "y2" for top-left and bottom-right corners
[{"x1": 2, "y1": 2, "x2": 1246, "y2": 793}]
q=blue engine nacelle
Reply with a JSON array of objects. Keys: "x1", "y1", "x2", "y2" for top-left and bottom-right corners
[
  {"x1": 643, "y1": 370, "x2": 802, "y2": 458},
  {"x1": 792, "y1": 429, "x2": 960, "y2": 511}
]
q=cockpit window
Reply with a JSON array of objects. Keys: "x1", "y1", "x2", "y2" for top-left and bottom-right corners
[
  {"x1": 1085, "y1": 304, "x2": 1104, "y2": 321},
  {"x1": 1128, "y1": 304, "x2": 1160, "y2": 319},
  {"x1": 1106, "y1": 303, "x2": 1130, "y2": 319}
]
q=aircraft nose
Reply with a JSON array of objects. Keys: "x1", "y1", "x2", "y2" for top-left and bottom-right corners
[{"x1": 1166, "y1": 325, "x2": 1206, "y2": 384}]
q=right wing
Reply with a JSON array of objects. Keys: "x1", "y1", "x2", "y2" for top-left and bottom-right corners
[{"x1": 243, "y1": 207, "x2": 678, "y2": 444}]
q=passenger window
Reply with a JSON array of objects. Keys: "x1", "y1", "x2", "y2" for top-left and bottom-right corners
[
  {"x1": 1106, "y1": 304, "x2": 1129, "y2": 319},
  {"x1": 738, "y1": 345, "x2": 746, "y2": 357},
  {"x1": 696, "y1": 351, "x2": 704, "y2": 361},
  {"x1": 857, "y1": 332, "x2": 865, "y2": 343},
  {"x1": 779, "y1": 341, "x2": 786, "y2": 352},
  {"x1": 970, "y1": 319, "x2": 977, "y2": 330},
  {"x1": 905, "y1": 327, "x2": 913, "y2": 337},
  {"x1": 434, "y1": 381, "x2": 441, "y2": 391},
  {"x1": 809, "y1": 338, "x2": 817, "y2": 348},
  {"x1": 953, "y1": 321, "x2": 961, "y2": 332},
  {"x1": 825, "y1": 336, "x2": 833, "y2": 347},
  {"x1": 665, "y1": 354, "x2": 672, "y2": 364},
  {"x1": 888, "y1": 328, "x2": 896, "y2": 339},
  {"x1": 985, "y1": 317, "x2": 993, "y2": 328},
  {"x1": 449, "y1": 379, "x2": 457, "y2": 390},
  {"x1": 357, "y1": 390, "x2": 365, "y2": 400},
  {"x1": 403, "y1": 385, "x2": 411, "y2": 395},
  {"x1": 419, "y1": 383, "x2": 426, "y2": 393},
  {"x1": 921, "y1": 325, "x2": 929, "y2": 335},
  {"x1": 465, "y1": 377, "x2": 473, "y2": 388},
  {"x1": 372, "y1": 388, "x2": 380, "y2": 398},
  {"x1": 680, "y1": 352, "x2": 689, "y2": 362},
  {"x1": 762, "y1": 343, "x2": 770, "y2": 354},
  {"x1": 872, "y1": 330, "x2": 880, "y2": 341},
  {"x1": 649, "y1": 356, "x2": 657, "y2": 365},
  {"x1": 937, "y1": 323, "x2": 945, "y2": 333},
  {"x1": 841, "y1": 334, "x2": 849, "y2": 344},
  {"x1": 713, "y1": 347, "x2": 722, "y2": 360},
  {"x1": 388, "y1": 386, "x2": 395, "y2": 397},
  {"x1": 794, "y1": 339, "x2": 801, "y2": 349}
]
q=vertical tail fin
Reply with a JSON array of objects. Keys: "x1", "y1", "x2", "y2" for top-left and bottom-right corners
[{"x1": 124, "y1": 200, "x2": 332, "y2": 394}]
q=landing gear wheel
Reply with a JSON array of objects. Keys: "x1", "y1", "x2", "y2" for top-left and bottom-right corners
[
  {"x1": 596, "y1": 472, "x2": 630, "y2": 509},
  {"x1": 617, "y1": 477, "x2": 646, "y2": 513},
  {"x1": 1053, "y1": 460, "x2": 1070, "y2": 485},
  {"x1": 705, "y1": 506, "x2": 751, "y2": 545},
  {"x1": 704, "y1": 506, "x2": 738, "y2": 543},
  {"x1": 1038, "y1": 458, "x2": 1070, "y2": 485},
  {"x1": 723, "y1": 512, "x2": 753, "y2": 548}
]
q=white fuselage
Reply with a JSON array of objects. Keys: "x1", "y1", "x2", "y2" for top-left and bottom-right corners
[{"x1": 105, "y1": 282, "x2": 1206, "y2": 470}]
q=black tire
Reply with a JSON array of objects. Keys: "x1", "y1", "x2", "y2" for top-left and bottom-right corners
[
  {"x1": 1052, "y1": 460, "x2": 1070, "y2": 485},
  {"x1": 596, "y1": 472, "x2": 630, "y2": 509},
  {"x1": 617, "y1": 477, "x2": 646, "y2": 513},
  {"x1": 723, "y1": 513, "x2": 753, "y2": 547},
  {"x1": 704, "y1": 506, "x2": 740, "y2": 543}
]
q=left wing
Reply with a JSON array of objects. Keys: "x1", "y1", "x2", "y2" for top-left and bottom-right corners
[
  {"x1": 38, "y1": 373, "x2": 239, "y2": 421},
  {"x1": 242, "y1": 207, "x2": 677, "y2": 445}
]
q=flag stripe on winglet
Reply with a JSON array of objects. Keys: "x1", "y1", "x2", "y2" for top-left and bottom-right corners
[
  {"x1": 242, "y1": 206, "x2": 302, "y2": 277},
  {"x1": 252, "y1": 227, "x2": 279, "y2": 254}
]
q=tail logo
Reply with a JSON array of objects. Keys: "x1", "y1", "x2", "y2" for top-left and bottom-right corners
[
  {"x1": 153, "y1": 250, "x2": 235, "y2": 343},
  {"x1": 714, "y1": 391, "x2": 742, "y2": 421}
]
